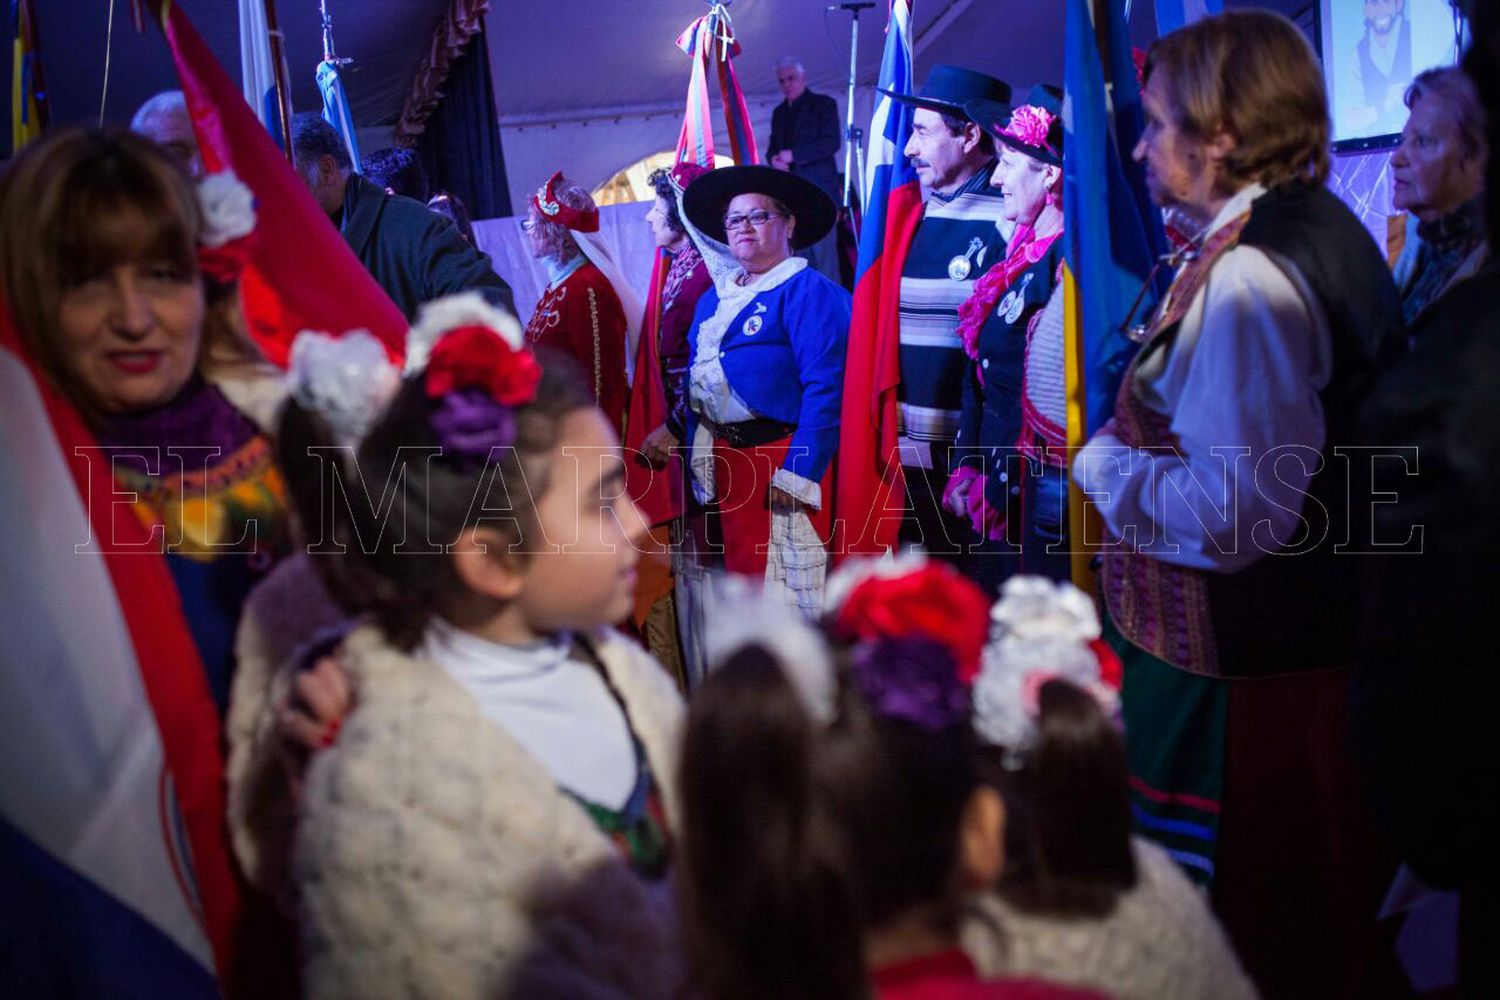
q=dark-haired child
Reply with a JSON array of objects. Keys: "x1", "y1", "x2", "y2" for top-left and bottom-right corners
[
  {"x1": 227, "y1": 295, "x2": 686, "y2": 998},
  {"x1": 963, "y1": 577, "x2": 1255, "y2": 999},
  {"x1": 677, "y1": 555, "x2": 1104, "y2": 1000}
]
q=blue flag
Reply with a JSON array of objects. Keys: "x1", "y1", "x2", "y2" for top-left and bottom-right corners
[
  {"x1": 317, "y1": 59, "x2": 362, "y2": 173},
  {"x1": 1062, "y1": 0, "x2": 1164, "y2": 434}
]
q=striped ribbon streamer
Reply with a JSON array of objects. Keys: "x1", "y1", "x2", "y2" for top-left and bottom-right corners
[{"x1": 673, "y1": 3, "x2": 758, "y2": 167}]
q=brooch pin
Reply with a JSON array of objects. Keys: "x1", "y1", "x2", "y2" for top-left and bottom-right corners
[
  {"x1": 743, "y1": 302, "x2": 768, "y2": 337},
  {"x1": 1000, "y1": 272, "x2": 1034, "y2": 325},
  {"x1": 947, "y1": 236, "x2": 986, "y2": 282}
]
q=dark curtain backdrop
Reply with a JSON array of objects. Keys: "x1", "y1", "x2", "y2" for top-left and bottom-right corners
[{"x1": 415, "y1": 24, "x2": 510, "y2": 219}]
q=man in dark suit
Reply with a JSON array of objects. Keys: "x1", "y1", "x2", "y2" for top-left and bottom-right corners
[{"x1": 767, "y1": 57, "x2": 843, "y2": 283}]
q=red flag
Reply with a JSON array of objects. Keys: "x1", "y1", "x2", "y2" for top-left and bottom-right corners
[
  {"x1": 623, "y1": 253, "x2": 679, "y2": 524},
  {"x1": 157, "y1": 3, "x2": 407, "y2": 366},
  {"x1": 831, "y1": 0, "x2": 924, "y2": 560},
  {"x1": 833, "y1": 193, "x2": 923, "y2": 558}
]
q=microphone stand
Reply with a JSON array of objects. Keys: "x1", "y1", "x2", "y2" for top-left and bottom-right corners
[{"x1": 832, "y1": 1, "x2": 875, "y2": 237}]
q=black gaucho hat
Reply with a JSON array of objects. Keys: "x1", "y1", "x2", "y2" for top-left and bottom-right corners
[
  {"x1": 877, "y1": 63, "x2": 1011, "y2": 118},
  {"x1": 966, "y1": 84, "x2": 1065, "y2": 167},
  {"x1": 681, "y1": 165, "x2": 836, "y2": 250}
]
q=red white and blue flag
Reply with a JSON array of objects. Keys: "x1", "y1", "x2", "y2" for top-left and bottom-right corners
[
  {"x1": 673, "y1": 3, "x2": 758, "y2": 170},
  {"x1": 1, "y1": 3, "x2": 409, "y2": 990},
  {"x1": 834, "y1": 0, "x2": 925, "y2": 558},
  {"x1": 0, "y1": 302, "x2": 233, "y2": 992}
]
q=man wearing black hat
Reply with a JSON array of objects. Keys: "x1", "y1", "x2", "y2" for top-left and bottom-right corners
[{"x1": 879, "y1": 65, "x2": 1013, "y2": 561}]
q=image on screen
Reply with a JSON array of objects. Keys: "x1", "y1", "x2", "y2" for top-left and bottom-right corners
[{"x1": 1319, "y1": 0, "x2": 1465, "y2": 150}]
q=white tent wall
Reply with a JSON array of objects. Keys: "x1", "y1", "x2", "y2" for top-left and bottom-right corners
[
  {"x1": 484, "y1": 85, "x2": 877, "y2": 323},
  {"x1": 497, "y1": 86, "x2": 878, "y2": 215}
]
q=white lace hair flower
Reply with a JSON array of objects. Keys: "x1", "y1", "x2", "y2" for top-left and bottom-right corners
[
  {"x1": 197, "y1": 170, "x2": 256, "y2": 248},
  {"x1": 703, "y1": 573, "x2": 838, "y2": 724},
  {"x1": 289, "y1": 329, "x2": 402, "y2": 450},
  {"x1": 989, "y1": 575, "x2": 1100, "y2": 644},
  {"x1": 405, "y1": 291, "x2": 525, "y2": 374},
  {"x1": 972, "y1": 576, "x2": 1119, "y2": 752}
]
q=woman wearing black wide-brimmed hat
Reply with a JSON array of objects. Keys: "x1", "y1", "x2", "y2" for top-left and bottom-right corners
[{"x1": 675, "y1": 164, "x2": 851, "y2": 632}]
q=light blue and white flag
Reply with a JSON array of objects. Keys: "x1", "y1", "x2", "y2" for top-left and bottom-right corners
[{"x1": 317, "y1": 58, "x2": 362, "y2": 173}]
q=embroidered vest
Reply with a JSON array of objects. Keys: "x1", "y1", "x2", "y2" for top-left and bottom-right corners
[{"x1": 1102, "y1": 183, "x2": 1401, "y2": 678}]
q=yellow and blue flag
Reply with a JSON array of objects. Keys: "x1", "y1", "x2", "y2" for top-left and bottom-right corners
[
  {"x1": 10, "y1": 0, "x2": 47, "y2": 152},
  {"x1": 1061, "y1": 0, "x2": 1167, "y2": 585}
]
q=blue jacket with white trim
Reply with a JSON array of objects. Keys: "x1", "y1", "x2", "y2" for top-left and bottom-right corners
[{"x1": 687, "y1": 266, "x2": 851, "y2": 486}]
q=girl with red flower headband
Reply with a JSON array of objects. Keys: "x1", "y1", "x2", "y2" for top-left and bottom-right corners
[
  {"x1": 228, "y1": 293, "x2": 689, "y2": 997},
  {"x1": 676, "y1": 554, "x2": 1103, "y2": 1000}
]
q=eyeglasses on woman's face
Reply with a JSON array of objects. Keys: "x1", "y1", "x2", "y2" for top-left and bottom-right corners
[
  {"x1": 722, "y1": 209, "x2": 785, "y2": 231},
  {"x1": 519, "y1": 218, "x2": 538, "y2": 232}
]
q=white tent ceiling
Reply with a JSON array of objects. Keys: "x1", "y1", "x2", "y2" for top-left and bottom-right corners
[
  {"x1": 486, "y1": 0, "x2": 1163, "y2": 211},
  {"x1": 26, "y1": 0, "x2": 1164, "y2": 208}
]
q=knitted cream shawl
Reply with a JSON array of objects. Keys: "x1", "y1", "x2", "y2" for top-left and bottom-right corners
[{"x1": 227, "y1": 555, "x2": 688, "y2": 999}]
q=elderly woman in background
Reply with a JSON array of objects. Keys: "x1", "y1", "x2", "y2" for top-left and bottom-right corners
[
  {"x1": 677, "y1": 165, "x2": 850, "y2": 627},
  {"x1": 945, "y1": 85, "x2": 1070, "y2": 591},
  {"x1": 0, "y1": 128, "x2": 290, "y2": 993},
  {"x1": 624, "y1": 163, "x2": 713, "y2": 686},
  {"x1": 1072, "y1": 11, "x2": 1402, "y2": 996},
  {"x1": 522, "y1": 172, "x2": 640, "y2": 430},
  {"x1": 1391, "y1": 66, "x2": 1489, "y2": 323},
  {"x1": 635, "y1": 163, "x2": 714, "y2": 469}
]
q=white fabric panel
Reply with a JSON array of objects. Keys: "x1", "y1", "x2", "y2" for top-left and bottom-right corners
[
  {"x1": 474, "y1": 201, "x2": 662, "y2": 329},
  {"x1": 0, "y1": 349, "x2": 215, "y2": 971}
]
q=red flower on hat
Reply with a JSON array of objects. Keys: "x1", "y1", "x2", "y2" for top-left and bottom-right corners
[
  {"x1": 423, "y1": 324, "x2": 542, "y2": 405},
  {"x1": 835, "y1": 563, "x2": 993, "y2": 684}
]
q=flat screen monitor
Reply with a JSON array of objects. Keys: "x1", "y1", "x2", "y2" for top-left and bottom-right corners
[{"x1": 1318, "y1": 0, "x2": 1466, "y2": 152}]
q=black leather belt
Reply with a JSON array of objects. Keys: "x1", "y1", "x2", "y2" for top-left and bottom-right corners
[{"x1": 704, "y1": 416, "x2": 796, "y2": 449}]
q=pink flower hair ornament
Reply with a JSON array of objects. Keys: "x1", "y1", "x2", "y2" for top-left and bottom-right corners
[{"x1": 1001, "y1": 105, "x2": 1058, "y2": 156}]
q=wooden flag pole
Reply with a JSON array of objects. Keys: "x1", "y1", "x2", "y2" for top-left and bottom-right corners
[{"x1": 263, "y1": 0, "x2": 295, "y2": 164}]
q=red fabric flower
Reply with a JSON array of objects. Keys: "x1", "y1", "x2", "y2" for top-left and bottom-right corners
[
  {"x1": 423, "y1": 324, "x2": 542, "y2": 405},
  {"x1": 1088, "y1": 638, "x2": 1123, "y2": 691},
  {"x1": 196, "y1": 236, "x2": 255, "y2": 285},
  {"x1": 835, "y1": 563, "x2": 993, "y2": 684}
]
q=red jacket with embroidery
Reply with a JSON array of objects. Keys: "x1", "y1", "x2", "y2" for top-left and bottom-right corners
[{"x1": 525, "y1": 260, "x2": 628, "y2": 431}]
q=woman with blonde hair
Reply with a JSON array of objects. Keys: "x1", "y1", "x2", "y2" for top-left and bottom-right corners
[
  {"x1": 0, "y1": 127, "x2": 290, "y2": 993},
  {"x1": 1072, "y1": 10, "x2": 1402, "y2": 995}
]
